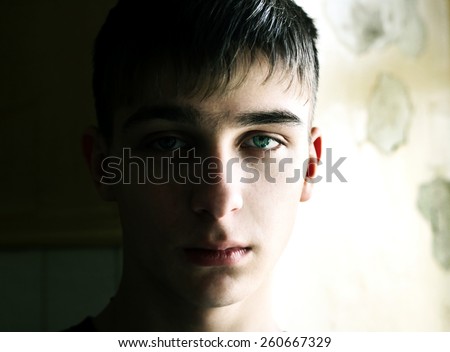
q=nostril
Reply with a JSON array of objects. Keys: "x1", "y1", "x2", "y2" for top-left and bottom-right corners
[{"x1": 190, "y1": 183, "x2": 243, "y2": 220}]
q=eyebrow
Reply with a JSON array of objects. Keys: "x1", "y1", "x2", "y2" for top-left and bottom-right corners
[
  {"x1": 123, "y1": 105, "x2": 199, "y2": 131},
  {"x1": 237, "y1": 110, "x2": 303, "y2": 127},
  {"x1": 122, "y1": 104, "x2": 303, "y2": 131}
]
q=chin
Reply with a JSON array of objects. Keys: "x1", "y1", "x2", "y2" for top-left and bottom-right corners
[
  {"x1": 177, "y1": 271, "x2": 256, "y2": 308},
  {"x1": 187, "y1": 289, "x2": 248, "y2": 309}
]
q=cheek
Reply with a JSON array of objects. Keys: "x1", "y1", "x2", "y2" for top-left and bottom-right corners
[
  {"x1": 244, "y1": 177, "x2": 300, "y2": 241},
  {"x1": 116, "y1": 184, "x2": 188, "y2": 240},
  {"x1": 240, "y1": 182, "x2": 299, "y2": 277}
]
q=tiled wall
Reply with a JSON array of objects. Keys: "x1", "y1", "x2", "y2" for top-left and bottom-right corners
[{"x1": 0, "y1": 248, "x2": 121, "y2": 331}]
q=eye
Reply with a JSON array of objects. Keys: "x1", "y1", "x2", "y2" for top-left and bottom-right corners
[
  {"x1": 242, "y1": 135, "x2": 281, "y2": 150},
  {"x1": 141, "y1": 136, "x2": 188, "y2": 151}
]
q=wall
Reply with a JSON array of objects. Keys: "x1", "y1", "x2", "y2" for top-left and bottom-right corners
[
  {"x1": 273, "y1": 0, "x2": 450, "y2": 331},
  {"x1": 0, "y1": 0, "x2": 119, "y2": 331}
]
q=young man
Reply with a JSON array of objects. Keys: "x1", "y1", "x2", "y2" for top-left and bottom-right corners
[{"x1": 75, "y1": 0, "x2": 321, "y2": 331}]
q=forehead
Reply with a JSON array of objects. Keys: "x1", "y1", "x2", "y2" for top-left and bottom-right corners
[{"x1": 114, "y1": 61, "x2": 311, "y2": 131}]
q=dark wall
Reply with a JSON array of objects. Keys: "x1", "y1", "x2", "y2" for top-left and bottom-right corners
[{"x1": 0, "y1": 0, "x2": 120, "y2": 246}]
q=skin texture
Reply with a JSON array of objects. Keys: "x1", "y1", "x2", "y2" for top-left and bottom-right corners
[{"x1": 83, "y1": 62, "x2": 322, "y2": 331}]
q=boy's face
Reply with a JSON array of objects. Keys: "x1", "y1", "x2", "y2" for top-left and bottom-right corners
[{"x1": 99, "y1": 62, "x2": 316, "y2": 308}]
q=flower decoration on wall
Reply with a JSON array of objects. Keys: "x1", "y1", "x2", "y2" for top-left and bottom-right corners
[
  {"x1": 367, "y1": 73, "x2": 412, "y2": 154},
  {"x1": 418, "y1": 178, "x2": 450, "y2": 270},
  {"x1": 324, "y1": 0, "x2": 425, "y2": 56}
]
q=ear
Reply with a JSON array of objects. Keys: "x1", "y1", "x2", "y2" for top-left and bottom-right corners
[
  {"x1": 300, "y1": 127, "x2": 322, "y2": 202},
  {"x1": 81, "y1": 126, "x2": 116, "y2": 201}
]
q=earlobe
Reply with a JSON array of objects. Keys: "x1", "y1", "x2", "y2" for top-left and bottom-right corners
[
  {"x1": 300, "y1": 127, "x2": 322, "y2": 202},
  {"x1": 81, "y1": 127, "x2": 116, "y2": 201}
]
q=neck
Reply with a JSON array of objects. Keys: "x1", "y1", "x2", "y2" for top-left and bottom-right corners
[{"x1": 94, "y1": 261, "x2": 279, "y2": 331}]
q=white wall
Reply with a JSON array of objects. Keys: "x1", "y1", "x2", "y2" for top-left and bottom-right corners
[{"x1": 273, "y1": 0, "x2": 450, "y2": 331}]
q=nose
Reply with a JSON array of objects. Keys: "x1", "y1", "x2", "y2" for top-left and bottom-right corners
[{"x1": 190, "y1": 156, "x2": 243, "y2": 220}]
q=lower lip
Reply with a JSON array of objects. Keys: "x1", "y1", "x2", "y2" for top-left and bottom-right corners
[{"x1": 184, "y1": 247, "x2": 250, "y2": 266}]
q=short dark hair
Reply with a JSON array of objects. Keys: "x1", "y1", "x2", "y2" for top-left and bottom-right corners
[{"x1": 93, "y1": 0, "x2": 319, "y2": 143}]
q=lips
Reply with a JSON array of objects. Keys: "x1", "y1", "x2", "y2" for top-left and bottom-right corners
[{"x1": 184, "y1": 246, "x2": 251, "y2": 266}]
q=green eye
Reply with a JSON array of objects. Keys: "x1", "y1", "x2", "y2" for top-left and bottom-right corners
[
  {"x1": 253, "y1": 136, "x2": 271, "y2": 148},
  {"x1": 157, "y1": 137, "x2": 179, "y2": 150},
  {"x1": 244, "y1": 135, "x2": 280, "y2": 150},
  {"x1": 143, "y1": 136, "x2": 187, "y2": 151}
]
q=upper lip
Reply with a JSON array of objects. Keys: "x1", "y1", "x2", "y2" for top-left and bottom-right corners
[{"x1": 184, "y1": 241, "x2": 251, "y2": 251}]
